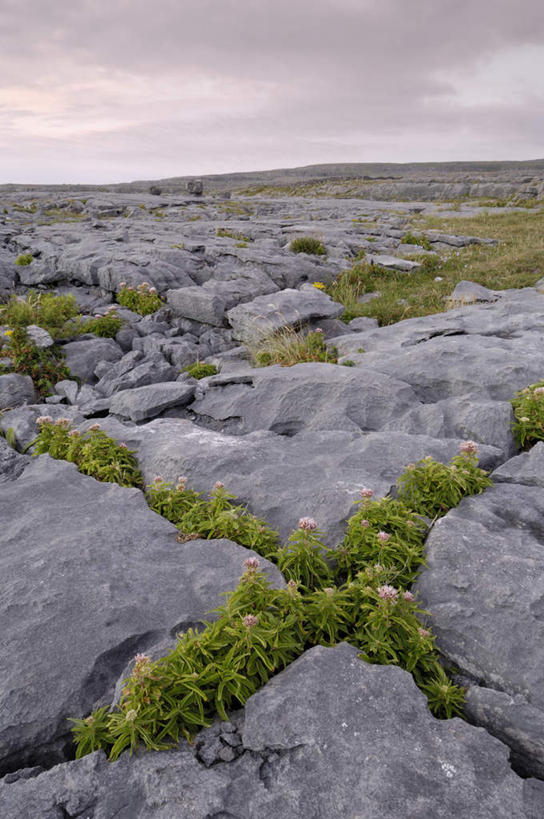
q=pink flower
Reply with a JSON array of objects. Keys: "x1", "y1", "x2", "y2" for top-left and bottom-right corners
[
  {"x1": 377, "y1": 531, "x2": 390, "y2": 543},
  {"x1": 534, "y1": 387, "x2": 544, "y2": 396},
  {"x1": 149, "y1": 287, "x2": 157, "y2": 294},
  {"x1": 403, "y1": 591, "x2": 415, "y2": 602},
  {"x1": 153, "y1": 475, "x2": 163, "y2": 484},
  {"x1": 314, "y1": 328, "x2": 323, "y2": 333},
  {"x1": 359, "y1": 487, "x2": 374, "y2": 498},
  {"x1": 214, "y1": 481, "x2": 225, "y2": 490},
  {"x1": 377, "y1": 585, "x2": 398, "y2": 601},
  {"x1": 119, "y1": 443, "x2": 128, "y2": 449},
  {"x1": 361, "y1": 519, "x2": 369, "y2": 528},
  {"x1": 119, "y1": 281, "x2": 126, "y2": 288},
  {"x1": 323, "y1": 587, "x2": 335, "y2": 596},
  {"x1": 298, "y1": 517, "x2": 318, "y2": 530},
  {"x1": 287, "y1": 579, "x2": 298, "y2": 594},
  {"x1": 68, "y1": 429, "x2": 80, "y2": 438},
  {"x1": 459, "y1": 440, "x2": 478, "y2": 455},
  {"x1": 36, "y1": 415, "x2": 53, "y2": 425},
  {"x1": 176, "y1": 476, "x2": 187, "y2": 490},
  {"x1": 244, "y1": 557, "x2": 260, "y2": 571},
  {"x1": 418, "y1": 627, "x2": 431, "y2": 638},
  {"x1": 54, "y1": 417, "x2": 71, "y2": 426},
  {"x1": 243, "y1": 614, "x2": 258, "y2": 628},
  {"x1": 89, "y1": 423, "x2": 101, "y2": 431}
]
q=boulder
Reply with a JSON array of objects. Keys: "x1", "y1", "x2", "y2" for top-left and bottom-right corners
[
  {"x1": 110, "y1": 381, "x2": 196, "y2": 421},
  {"x1": 0, "y1": 455, "x2": 284, "y2": 773},
  {"x1": 226, "y1": 288, "x2": 343, "y2": 343},
  {"x1": 166, "y1": 286, "x2": 227, "y2": 327},
  {"x1": 0, "y1": 373, "x2": 36, "y2": 410},
  {"x1": 62, "y1": 337, "x2": 123, "y2": 383}
]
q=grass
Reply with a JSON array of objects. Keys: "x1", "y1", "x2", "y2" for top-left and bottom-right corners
[
  {"x1": 289, "y1": 236, "x2": 326, "y2": 256},
  {"x1": 326, "y1": 208, "x2": 544, "y2": 326},
  {"x1": 249, "y1": 327, "x2": 338, "y2": 367}
]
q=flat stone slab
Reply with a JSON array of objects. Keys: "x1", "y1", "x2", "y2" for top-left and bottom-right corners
[
  {"x1": 110, "y1": 381, "x2": 196, "y2": 421},
  {"x1": 226, "y1": 287, "x2": 343, "y2": 343},
  {"x1": 0, "y1": 455, "x2": 283, "y2": 774},
  {"x1": 0, "y1": 373, "x2": 36, "y2": 410}
]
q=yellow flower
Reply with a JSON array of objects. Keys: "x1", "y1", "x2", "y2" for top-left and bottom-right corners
[
  {"x1": 312, "y1": 281, "x2": 326, "y2": 290},
  {"x1": 3, "y1": 329, "x2": 13, "y2": 336}
]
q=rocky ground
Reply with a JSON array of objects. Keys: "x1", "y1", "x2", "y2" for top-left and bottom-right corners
[{"x1": 1, "y1": 184, "x2": 544, "y2": 817}]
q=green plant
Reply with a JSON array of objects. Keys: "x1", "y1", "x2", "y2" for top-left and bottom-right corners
[
  {"x1": 0, "y1": 291, "x2": 80, "y2": 338},
  {"x1": 15, "y1": 252, "x2": 34, "y2": 265},
  {"x1": 289, "y1": 236, "x2": 326, "y2": 256},
  {"x1": 276, "y1": 518, "x2": 331, "y2": 590},
  {"x1": 251, "y1": 327, "x2": 337, "y2": 367},
  {"x1": 334, "y1": 494, "x2": 427, "y2": 586},
  {"x1": 79, "y1": 309, "x2": 123, "y2": 338},
  {"x1": 396, "y1": 442, "x2": 493, "y2": 518},
  {"x1": 117, "y1": 282, "x2": 162, "y2": 315},
  {"x1": 342, "y1": 360, "x2": 356, "y2": 367},
  {"x1": 216, "y1": 227, "x2": 251, "y2": 242},
  {"x1": 33, "y1": 419, "x2": 142, "y2": 487},
  {"x1": 146, "y1": 478, "x2": 279, "y2": 559},
  {"x1": 401, "y1": 232, "x2": 432, "y2": 251},
  {"x1": 185, "y1": 362, "x2": 218, "y2": 380},
  {"x1": 0, "y1": 327, "x2": 70, "y2": 397},
  {"x1": 511, "y1": 382, "x2": 544, "y2": 447}
]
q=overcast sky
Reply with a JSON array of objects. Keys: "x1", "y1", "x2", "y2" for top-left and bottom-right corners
[{"x1": 1, "y1": 0, "x2": 543, "y2": 183}]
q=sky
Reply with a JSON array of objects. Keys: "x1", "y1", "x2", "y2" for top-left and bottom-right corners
[{"x1": 1, "y1": 0, "x2": 543, "y2": 184}]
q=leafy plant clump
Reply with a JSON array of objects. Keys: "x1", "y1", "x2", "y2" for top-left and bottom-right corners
[
  {"x1": 0, "y1": 327, "x2": 71, "y2": 398},
  {"x1": 401, "y1": 232, "x2": 432, "y2": 251},
  {"x1": 396, "y1": 442, "x2": 492, "y2": 518},
  {"x1": 78, "y1": 308, "x2": 123, "y2": 339},
  {"x1": 251, "y1": 327, "x2": 338, "y2": 367},
  {"x1": 216, "y1": 227, "x2": 251, "y2": 242},
  {"x1": 289, "y1": 237, "x2": 326, "y2": 256},
  {"x1": 0, "y1": 291, "x2": 80, "y2": 338},
  {"x1": 117, "y1": 282, "x2": 162, "y2": 315},
  {"x1": 15, "y1": 252, "x2": 34, "y2": 266},
  {"x1": 185, "y1": 362, "x2": 218, "y2": 379},
  {"x1": 511, "y1": 382, "x2": 544, "y2": 448},
  {"x1": 33, "y1": 419, "x2": 142, "y2": 487},
  {"x1": 147, "y1": 478, "x2": 279, "y2": 559}
]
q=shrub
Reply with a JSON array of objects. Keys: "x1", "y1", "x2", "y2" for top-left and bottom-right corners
[
  {"x1": 289, "y1": 237, "x2": 326, "y2": 256},
  {"x1": 276, "y1": 518, "x2": 331, "y2": 590},
  {"x1": 511, "y1": 382, "x2": 544, "y2": 448},
  {"x1": 0, "y1": 327, "x2": 70, "y2": 397},
  {"x1": 79, "y1": 309, "x2": 123, "y2": 338},
  {"x1": 15, "y1": 252, "x2": 33, "y2": 266},
  {"x1": 146, "y1": 478, "x2": 279, "y2": 559},
  {"x1": 117, "y1": 282, "x2": 162, "y2": 315},
  {"x1": 251, "y1": 327, "x2": 337, "y2": 367},
  {"x1": 33, "y1": 419, "x2": 142, "y2": 487},
  {"x1": 0, "y1": 291, "x2": 80, "y2": 338},
  {"x1": 396, "y1": 442, "x2": 493, "y2": 518},
  {"x1": 401, "y1": 232, "x2": 432, "y2": 251},
  {"x1": 185, "y1": 362, "x2": 218, "y2": 380}
]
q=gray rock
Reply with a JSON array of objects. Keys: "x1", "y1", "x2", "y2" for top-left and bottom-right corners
[
  {"x1": 0, "y1": 373, "x2": 36, "y2": 410},
  {"x1": 450, "y1": 280, "x2": 499, "y2": 304},
  {"x1": 110, "y1": 381, "x2": 196, "y2": 421},
  {"x1": 0, "y1": 437, "x2": 27, "y2": 482},
  {"x1": 348, "y1": 315, "x2": 379, "y2": 331},
  {"x1": 416, "y1": 449, "x2": 544, "y2": 775},
  {"x1": 94, "y1": 351, "x2": 176, "y2": 396},
  {"x1": 187, "y1": 178, "x2": 203, "y2": 195},
  {"x1": 226, "y1": 287, "x2": 343, "y2": 343},
  {"x1": 0, "y1": 454, "x2": 284, "y2": 773},
  {"x1": 0, "y1": 404, "x2": 84, "y2": 450},
  {"x1": 108, "y1": 417, "x2": 500, "y2": 545},
  {"x1": 367, "y1": 253, "x2": 421, "y2": 271},
  {"x1": 26, "y1": 324, "x2": 54, "y2": 348},
  {"x1": 62, "y1": 337, "x2": 123, "y2": 383},
  {"x1": 190, "y1": 362, "x2": 419, "y2": 435},
  {"x1": 167, "y1": 285, "x2": 227, "y2": 326},
  {"x1": 492, "y1": 442, "x2": 544, "y2": 487},
  {"x1": 54, "y1": 379, "x2": 79, "y2": 404},
  {"x1": 227, "y1": 644, "x2": 526, "y2": 818}
]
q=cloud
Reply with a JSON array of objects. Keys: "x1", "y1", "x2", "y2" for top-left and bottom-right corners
[{"x1": 0, "y1": 0, "x2": 543, "y2": 182}]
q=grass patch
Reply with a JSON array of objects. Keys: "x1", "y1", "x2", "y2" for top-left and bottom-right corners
[
  {"x1": 289, "y1": 236, "x2": 326, "y2": 256},
  {"x1": 327, "y1": 209, "x2": 544, "y2": 326},
  {"x1": 249, "y1": 327, "x2": 338, "y2": 367},
  {"x1": 0, "y1": 291, "x2": 80, "y2": 338}
]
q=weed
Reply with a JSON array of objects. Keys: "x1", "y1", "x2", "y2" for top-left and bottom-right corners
[
  {"x1": 78, "y1": 309, "x2": 123, "y2": 339},
  {"x1": 15, "y1": 253, "x2": 34, "y2": 266},
  {"x1": 0, "y1": 291, "x2": 80, "y2": 339},
  {"x1": 216, "y1": 227, "x2": 251, "y2": 242},
  {"x1": 117, "y1": 282, "x2": 162, "y2": 316},
  {"x1": 1, "y1": 327, "x2": 70, "y2": 397},
  {"x1": 511, "y1": 382, "x2": 544, "y2": 447},
  {"x1": 401, "y1": 232, "x2": 432, "y2": 251},
  {"x1": 289, "y1": 237, "x2": 326, "y2": 256},
  {"x1": 250, "y1": 327, "x2": 337, "y2": 367},
  {"x1": 184, "y1": 362, "x2": 218, "y2": 380}
]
